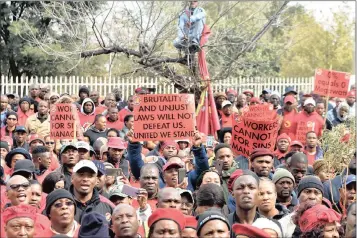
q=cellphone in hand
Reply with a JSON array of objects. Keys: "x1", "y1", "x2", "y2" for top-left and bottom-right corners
[
  {"x1": 178, "y1": 168, "x2": 187, "y2": 184},
  {"x1": 106, "y1": 168, "x2": 122, "y2": 177},
  {"x1": 121, "y1": 184, "x2": 140, "y2": 198},
  {"x1": 206, "y1": 136, "x2": 214, "y2": 148},
  {"x1": 215, "y1": 160, "x2": 224, "y2": 176}
]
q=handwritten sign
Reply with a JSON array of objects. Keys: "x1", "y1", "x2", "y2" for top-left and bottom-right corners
[
  {"x1": 295, "y1": 121, "x2": 315, "y2": 145},
  {"x1": 314, "y1": 69, "x2": 350, "y2": 98},
  {"x1": 133, "y1": 94, "x2": 196, "y2": 141},
  {"x1": 242, "y1": 104, "x2": 276, "y2": 121},
  {"x1": 231, "y1": 116, "x2": 280, "y2": 158},
  {"x1": 50, "y1": 104, "x2": 77, "y2": 139}
]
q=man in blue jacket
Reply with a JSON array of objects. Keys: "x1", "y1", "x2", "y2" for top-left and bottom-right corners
[{"x1": 126, "y1": 130, "x2": 209, "y2": 191}]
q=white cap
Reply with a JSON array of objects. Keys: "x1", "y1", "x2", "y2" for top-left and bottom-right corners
[
  {"x1": 73, "y1": 160, "x2": 98, "y2": 174},
  {"x1": 271, "y1": 91, "x2": 281, "y2": 98},
  {"x1": 252, "y1": 218, "x2": 282, "y2": 238},
  {"x1": 304, "y1": 98, "x2": 316, "y2": 106},
  {"x1": 77, "y1": 141, "x2": 90, "y2": 151},
  {"x1": 222, "y1": 100, "x2": 232, "y2": 108}
]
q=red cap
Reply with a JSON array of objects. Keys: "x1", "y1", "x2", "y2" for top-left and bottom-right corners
[
  {"x1": 107, "y1": 137, "x2": 127, "y2": 149},
  {"x1": 249, "y1": 97, "x2": 261, "y2": 104},
  {"x1": 148, "y1": 208, "x2": 186, "y2": 230},
  {"x1": 2, "y1": 204, "x2": 37, "y2": 224},
  {"x1": 291, "y1": 140, "x2": 303, "y2": 148},
  {"x1": 250, "y1": 148, "x2": 274, "y2": 161},
  {"x1": 284, "y1": 95, "x2": 296, "y2": 104},
  {"x1": 347, "y1": 90, "x2": 356, "y2": 98},
  {"x1": 163, "y1": 161, "x2": 183, "y2": 171},
  {"x1": 299, "y1": 204, "x2": 341, "y2": 233},
  {"x1": 225, "y1": 89, "x2": 238, "y2": 97},
  {"x1": 227, "y1": 169, "x2": 243, "y2": 192},
  {"x1": 232, "y1": 223, "x2": 270, "y2": 237},
  {"x1": 29, "y1": 134, "x2": 45, "y2": 145},
  {"x1": 184, "y1": 215, "x2": 198, "y2": 229},
  {"x1": 135, "y1": 87, "x2": 148, "y2": 94},
  {"x1": 302, "y1": 93, "x2": 312, "y2": 98},
  {"x1": 276, "y1": 133, "x2": 291, "y2": 143},
  {"x1": 161, "y1": 140, "x2": 179, "y2": 151},
  {"x1": 243, "y1": 90, "x2": 254, "y2": 97}
]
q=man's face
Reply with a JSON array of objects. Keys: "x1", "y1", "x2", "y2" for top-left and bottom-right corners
[
  {"x1": 180, "y1": 195, "x2": 194, "y2": 215},
  {"x1": 30, "y1": 140, "x2": 44, "y2": 152},
  {"x1": 105, "y1": 95, "x2": 116, "y2": 107},
  {"x1": 96, "y1": 174, "x2": 106, "y2": 190},
  {"x1": 290, "y1": 145, "x2": 303, "y2": 152},
  {"x1": 257, "y1": 181, "x2": 277, "y2": 214},
  {"x1": 61, "y1": 148, "x2": 79, "y2": 167},
  {"x1": 163, "y1": 167, "x2": 179, "y2": 188},
  {"x1": 304, "y1": 104, "x2": 315, "y2": 114},
  {"x1": 30, "y1": 85, "x2": 39, "y2": 97},
  {"x1": 108, "y1": 108, "x2": 119, "y2": 121},
  {"x1": 316, "y1": 103, "x2": 325, "y2": 116},
  {"x1": 79, "y1": 92, "x2": 88, "y2": 101},
  {"x1": 95, "y1": 116, "x2": 107, "y2": 130},
  {"x1": 222, "y1": 105, "x2": 232, "y2": 116},
  {"x1": 5, "y1": 218, "x2": 35, "y2": 238},
  {"x1": 49, "y1": 198, "x2": 75, "y2": 227},
  {"x1": 151, "y1": 220, "x2": 180, "y2": 238},
  {"x1": 83, "y1": 102, "x2": 93, "y2": 114},
  {"x1": 6, "y1": 177, "x2": 31, "y2": 206},
  {"x1": 50, "y1": 96, "x2": 59, "y2": 105},
  {"x1": 158, "y1": 191, "x2": 181, "y2": 209},
  {"x1": 289, "y1": 161, "x2": 307, "y2": 185},
  {"x1": 108, "y1": 148, "x2": 124, "y2": 163},
  {"x1": 38, "y1": 152, "x2": 51, "y2": 169},
  {"x1": 15, "y1": 131, "x2": 27, "y2": 144},
  {"x1": 269, "y1": 95, "x2": 280, "y2": 108},
  {"x1": 71, "y1": 168, "x2": 97, "y2": 196},
  {"x1": 20, "y1": 101, "x2": 30, "y2": 112},
  {"x1": 199, "y1": 220, "x2": 230, "y2": 238},
  {"x1": 39, "y1": 87, "x2": 50, "y2": 99},
  {"x1": 233, "y1": 175, "x2": 258, "y2": 211},
  {"x1": 29, "y1": 184, "x2": 42, "y2": 209},
  {"x1": 277, "y1": 139, "x2": 290, "y2": 153},
  {"x1": 0, "y1": 96, "x2": 9, "y2": 111},
  {"x1": 216, "y1": 148, "x2": 234, "y2": 171},
  {"x1": 262, "y1": 92, "x2": 271, "y2": 102},
  {"x1": 275, "y1": 178, "x2": 294, "y2": 200},
  {"x1": 10, "y1": 154, "x2": 26, "y2": 169},
  {"x1": 237, "y1": 95, "x2": 247, "y2": 107},
  {"x1": 190, "y1": 1, "x2": 198, "y2": 8},
  {"x1": 126, "y1": 117, "x2": 134, "y2": 129},
  {"x1": 284, "y1": 102, "x2": 293, "y2": 112},
  {"x1": 340, "y1": 182, "x2": 356, "y2": 207},
  {"x1": 38, "y1": 101, "x2": 49, "y2": 115},
  {"x1": 227, "y1": 94, "x2": 236, "y2": 104},
  {"x1": 306, "y1": 132, "x2": 317, "y2": 148},
  {"x1": 216, "y1": 96, "x2": 226, "y2": 106},
  {"x1": 110, "y1": 195, "x2": 132, "y2": 206},
  {"x1": 182, "y1": 227, "x2": 197, "y2": 238},
  {"x1": 140, "y1": 168, "x2": 159, "y2": 197},
  {"x1": 90, "y1": 91, "x2": 99, "y2": 103},
  {"x1": 127, "y1": 97, "x2": 135, "y2": 111},
  {"x1": 347, "y1": 96, "x2": 356, "y2": 106},
  {"x1": 251, "y1": 156, "x2": 273, "y2": 177},
  {"x1": 162, "y1": 146, "x2": 178, "y2": 159},
  {"x1": 112, "y1": 207, "x2": 139, "y2": 238},
  {"x1": 298, "y1": 188, "x2": 323, "y2": 205}
]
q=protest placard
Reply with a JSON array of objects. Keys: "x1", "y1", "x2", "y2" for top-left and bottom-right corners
[
  {"x1": 50, "y1": 103, "x2": 78, "y2": 139},
  {"x1": 242, "y1": 104, "x2": 276, "y2": 121},
  {"x1": 132, "y1": 94, "x2": 196, "y2": 141},
  {"x1": 295, "y1": 121, "x2": 315, "y2": 145},
  {"x1": 231, "y1": 115, "x2": 280, "y2": 158},
  {"x1": 313, "y1": 68, "x2": 351, "y2": 98}
]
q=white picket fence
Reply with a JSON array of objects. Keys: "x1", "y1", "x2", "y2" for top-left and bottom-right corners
[{"x1": 1, "y1": 75, "x2": 317, "y2": 99}]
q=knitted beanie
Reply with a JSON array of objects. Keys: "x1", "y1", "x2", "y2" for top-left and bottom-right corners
[
  {"x1": 297, "y1": 175, "x2": 324, "y2": 197},
  {"x1": 272, "y1": 168, "x2": 295, "y2": 184},
  {"x1": 45, "y1": 189, "x2": 76, "y2": 217},
  {"x1": 78, "y1": 212, "x2": 110, "y2": 238},
  {"x1": 0, "y1": 141, "x2": 9, "y2": 152}
]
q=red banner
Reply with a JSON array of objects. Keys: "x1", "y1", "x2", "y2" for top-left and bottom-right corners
[
  {"x1": 241, "y1": 104, "x2": 276, "y2": 121},
  {"x1": 50, "y1": 104, "x2": 78, "y2": 139},
  {"x1": 313, "y1": 68, "x2": 351, "y2": 98},
  {"x1": 133, "y1": 94, "x2": 196, "y2": 141}
]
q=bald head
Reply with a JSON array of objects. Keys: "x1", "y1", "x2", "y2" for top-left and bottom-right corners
[
  {"x1": 157, "y1": 187, "x2": 181, "y2": 209},
  {"x1": 6, "y1": 175, "x2": 31, "y2": 206},
  {"x1": 113, "y1": 203, "x2": 136, "y2": 216},
  {"x1": 6, "y1": 175, "x2": 29, "y2": 190},
  {"x1": 112, "y1": 204, "x2": 139, "y2": 237}
]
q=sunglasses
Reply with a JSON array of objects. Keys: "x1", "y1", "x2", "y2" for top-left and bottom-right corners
[
  {"x1": 7, "y1": 118, "x2": 17, "y2": 121},
  {"x1": 46, "y1": 142, "x2": 55, "y2": 145},
  {"x1": 53, "y1": 201, "x2": 75, "y2": 209},
  {"x1": 9, "y1": 182, "x2": 30, "y2": 191}
]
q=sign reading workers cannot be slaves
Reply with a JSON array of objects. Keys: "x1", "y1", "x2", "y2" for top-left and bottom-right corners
[
  {"x1": 313, "y1": 68, "x2": 351, "y2": 98},
  {"x1": 132, "y1": 94, "x2": 196, "y2": 141},
  {"x1": 50, "y1": 103, "x2": 78, "y2": 139}
]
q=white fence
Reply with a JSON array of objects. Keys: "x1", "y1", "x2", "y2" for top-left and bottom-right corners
[{"x1": 0, "y1": 75, "x2": 316, "y2": 99}]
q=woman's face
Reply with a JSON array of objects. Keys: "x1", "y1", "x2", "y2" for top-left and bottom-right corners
[
  {"x1": 339, "y1": 107, "x2": 349, "y2": 118},
  {"x1": 223, "y1": 132, "x2": 232, "y2": 144},
  {"x1": 6, "y1": 115, "x2": 18, "y2": 127},
  {"x1": 202, "y1": 172, "x2": 220, "y2": 186},
  {"x1": 317, "y1": 169, "x2": 330, "y2": 183},
  {"x1": 55, "y1": 180, "x2": 65, "y2": 190},
  {"x1": 323, "y1": 222, "x2": 340, "y2": 238}
]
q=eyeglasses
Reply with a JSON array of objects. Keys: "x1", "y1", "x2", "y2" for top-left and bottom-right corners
[
  {"x1": 7, "y1": 118, "x2": 17, "y2": 121},
  {"x1": 46, "y1": 142, "x2": 55, "y2": 145},
  {"x1": 9, "y1": 182, "x2": 30, "y2": 191},
  {"x1": 53, "y1": 201, "x2": 75, "y2": 208}
]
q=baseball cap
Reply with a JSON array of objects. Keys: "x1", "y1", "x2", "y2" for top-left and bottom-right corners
[
  {"x1": 12, "y1": 160, "x2": 36, "y2": 176},
  {"x1": 178, "y1": 189, "x2": 194, "y2": 204},
  {"x1": 29, "y1": 134, "x2": 45, "y2": 145},
  {"x1": 73, "y1": 160, "x2": 98, "y2": 174},
  {"x1": 59, "y1": 143, "x2": 77, "y2": 155},
  {"x1": 15, "y1": 126, "x2": 27, "y2": 133},
  {"x1": 93, "y1": 160, "x2": 106, "y2": 176},
  {"x1": 291, "y1": 140, "x2": 303, "y2": 148},
  {"x1": 344, "y1": 175, "x2": 356, "y2": 186},
  {"x1": 262, "y1": 88, "x2": 271, "y2": 94},
  {"x1": 284, "y1": 95, "x2": 296, "y2": 104},
  {"x1": 108, "y1": 183, "x2": 128, "y2": 198},
  {"x1": 221, "y1": 100, "x2": 232, "y2": 108},
  {"x1": 304, "y1": 98, "x2": 316, "y2": 106},
  {"x1": 107, "y1": 137, "x2": 127, "y2": 150},
  {"x1": 163, "y1": 161, "x2": 183, "y2": 171},
  {"x1": 77, "y1": 141, "x2": 90, "y2": 151},
  {"x1": 283, "y1": 86, "x2": 297, "y2": 96}
]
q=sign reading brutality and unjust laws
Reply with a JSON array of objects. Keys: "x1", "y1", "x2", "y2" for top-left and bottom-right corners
[
  {"x1": 313, "y1": 68, "x2": 351, "y2": 98},
  {"x1": 132, "y1": 94, "x2": 196, "y2": 141},
  {"x1": 50, "y1": 103, "x2": 78, "y2": 139},
  {"x1": 231, "y1": 105, "x2": 280, "y2": 157}
]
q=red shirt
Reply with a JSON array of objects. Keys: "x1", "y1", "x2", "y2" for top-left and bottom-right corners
[
  {"x1": 17, "y1": 109, "x2": 34, "y2": 126},
  {"x1": 106, "y1": 118, "x2": 124, "y2": 131},
  {"x1": 274, "y1": 149, "x2": 288, "y2": 160},
  {"x1": 49, "y1": 153, "x2": 60, "y2": 171},
  {"x1": 219, "y1": 112, "x2": 233, "y2": 128},
  {"x1": 77, "y1": 113, "x2": 95, "y2": 130},
  {"x1": 95, "y1": 105, "x2": 106, "y2": 115},
  {"x1": 306, "y1": 152, "x2": 316, "y2": 166},
  {"x1": 279, "y1": 109, "x2": 300, "y2": 141},
  {"x1": 36, "y1": 169, "x2": 51, "y2": 184},
  {"x1": 295, "y1": 111, "x2": 325, "y2": 138},
  {"x1": 0, "y1": 127, "x2": 15, "y2": 138},
  {"x1": 118, "y1": 108, "x2": 133, "y2": 122}
]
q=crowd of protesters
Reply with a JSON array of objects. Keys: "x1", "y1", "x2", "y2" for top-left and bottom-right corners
[{"x1": 0, "y1": 81, "x2": 356, "y2": 238}]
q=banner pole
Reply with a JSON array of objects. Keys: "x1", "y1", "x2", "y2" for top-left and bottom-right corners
[{"x1": 323, "y1": 65, "x2": 332, "y2": 124}]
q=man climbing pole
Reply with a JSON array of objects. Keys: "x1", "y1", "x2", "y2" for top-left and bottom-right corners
[{"x1": 173, "y1": 1, "x2": 206, "y2": 54}]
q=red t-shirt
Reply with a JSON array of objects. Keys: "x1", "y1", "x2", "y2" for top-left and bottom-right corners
[
  {"x1": 279, "y1": 109, "x2": 300, "y2": 141},
  {"x1": 106, "y1": 118, "x2": 124, "y2": 131},
  {"x1": 295, "y1": 111, "x2": 325, "y2": 138},
  {"x1": 118, "y1": 108, "x2": 133, "y2": 122}
]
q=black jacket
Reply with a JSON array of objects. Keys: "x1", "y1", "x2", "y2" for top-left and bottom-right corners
[
  {"x1": 83, "y1": 126, "x2": 108, "y2": 146},
  {"x1": 70, "y1": 185, "x2": 114, "y2": 224}
]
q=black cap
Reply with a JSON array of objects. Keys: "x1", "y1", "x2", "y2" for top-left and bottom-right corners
[
  {"x1": 15, "y1": 126, "x2": 27, "y2": 133},
  {"x1": 283, "y1": 86, "x2": 297, "y2": 96},
  {"x1": 12, "y1": 160, "x2": 35, "y2": 175},
  {"x1": 46, "y1": 189, "x2": 76, "y2": 217},
  {"x1": 197, "y1": 210, "x2": 230, "y2": 236},
  {"x1": 5, "y1": 148, "x2": 32, "y2": 168}
]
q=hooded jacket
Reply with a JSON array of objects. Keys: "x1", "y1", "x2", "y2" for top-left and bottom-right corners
[
  {"x1": 326, "y1": 102, "x2": 350, "y2": 129},
  {"x1": 83, "y1": 125, "x2": 108, "y2": 146},
  {"x1": 78, "y1": 98, "x2": 96, "y2": 131}
]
